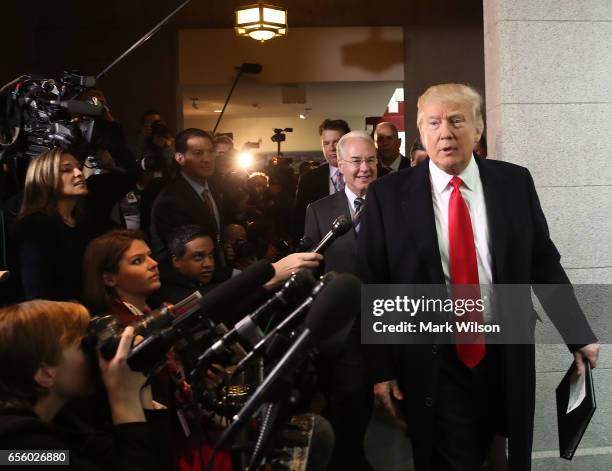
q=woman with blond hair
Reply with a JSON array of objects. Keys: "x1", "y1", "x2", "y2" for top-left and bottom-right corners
[
  {"x1": 12, "y1": 146, "x2": 135, "y2": 301},
  {"x1": 0, "y1": 299, "x2": 165, "y2": 471}
]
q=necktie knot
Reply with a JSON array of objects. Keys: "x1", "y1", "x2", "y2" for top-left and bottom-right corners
[
  {"x1": 354, "y1": 197, "x2": 364, "y2": 213},
  {"x1": 450, "y1": 175, "x2": 464, "y2": 190}
]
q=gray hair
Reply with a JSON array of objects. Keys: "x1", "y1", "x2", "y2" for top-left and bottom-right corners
[{"x1": 337, "y1": 130, "x2": 376, "y2": 161}]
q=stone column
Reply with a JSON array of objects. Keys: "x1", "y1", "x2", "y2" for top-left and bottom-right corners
[{"x1": 484, "y1": 1, "x2": 612, "y2": 469}]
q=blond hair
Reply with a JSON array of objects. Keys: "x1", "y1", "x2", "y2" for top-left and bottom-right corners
[
  {"x1": 416, "y1": 84, "x2": 484, "y2": 133},
  {"x1": 19, "y1": 148, "x2": 65, "y2": 219}
]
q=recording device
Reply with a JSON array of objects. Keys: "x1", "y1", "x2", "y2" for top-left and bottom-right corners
[
  {"x1": 218, "y1": 274, "x2": 361, "y2": 445},
  {"x1": 190, "y1": 269, "x2": 317, "y2": 379},
  {"x1": 0, "y1": 72, "x2": 103, "y2": 160},
  {"x1": 271, "y1": 128, "x2": 293, "y2": 143},
  {"x1": 311, "y1": 215, "x2": 352, "y2": 254}
]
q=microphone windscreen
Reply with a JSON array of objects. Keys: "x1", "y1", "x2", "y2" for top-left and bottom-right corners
[
  {"x1": 332, "y1": 215, "x2": 352, "y2": 236},
  {"x1": 239, "y1": 63, "x2": 263, "y2": 74},
  {"x1": 200, "y1": 260, "x2": 275, "y2": 313},
  {"x1": 304, "y1": 273, "x2": 361, "y2": 342}
]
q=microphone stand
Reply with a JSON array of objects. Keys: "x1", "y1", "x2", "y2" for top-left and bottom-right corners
[{"x1": 212, "y1": 67, "x2": 245, "y2": 135}]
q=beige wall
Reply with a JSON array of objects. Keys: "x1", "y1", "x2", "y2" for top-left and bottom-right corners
[
  {"x1": 185, "y1": 115, "x2": 365, "y2": 153},
  {"x1": 179, "y1": 27, "x2": 404, "y2": 85}
]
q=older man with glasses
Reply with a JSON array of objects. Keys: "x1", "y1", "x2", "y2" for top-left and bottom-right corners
[{"x1": 303, "y1": 130, "x2": 379, "y2": 471}]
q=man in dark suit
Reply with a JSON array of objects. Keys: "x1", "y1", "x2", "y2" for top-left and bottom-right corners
[
  {"x1": 304, "y1": 130, "x2": 379, "y2": 471},
  {"x1": 358, "y1": 83, "x2": 599, "y2": 471},
  {"x1": 374, "y1": 121, "x2": 410, "y2": 172},
  {"x1": 293, "y1": 119, "x2": 351, "y2": 239},
  {"x1": 150, "y1": 128, "x2": 224, "y2": 261}
]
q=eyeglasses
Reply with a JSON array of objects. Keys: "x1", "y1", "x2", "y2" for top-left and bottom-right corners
[{"x1": 342, "y1": 157, "x2": 377, "y2": 167}]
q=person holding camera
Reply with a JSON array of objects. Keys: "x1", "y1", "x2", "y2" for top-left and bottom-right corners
[{"x1": 0, "y1": 300, "x2": 165, "y2": 471}]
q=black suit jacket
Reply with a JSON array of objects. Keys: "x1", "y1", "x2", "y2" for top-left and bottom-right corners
[
  {"x1": 149, "y1": 174, "x2": 223, "y2": 259},
  {"x1": 357, "y1": 157, "x2": 596, "y2": 471},
  {"x1": 397, "y1": 154, "x2": 411, "y2": 171},
  {"x1": 304, "y1": 190, "x2": 358, "y2": 275}
]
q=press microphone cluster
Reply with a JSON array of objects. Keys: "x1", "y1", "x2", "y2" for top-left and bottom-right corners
[
  {"x1": 189, "y1": 269, "x2": 318, "y2": 379},
  {"x1": 218, "y1": 273, "x2": 361, "y2": 445}
]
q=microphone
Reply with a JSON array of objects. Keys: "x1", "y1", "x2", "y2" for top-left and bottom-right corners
[
  {"x1": 231, "y1": 272, "x2": 337, "y2": 376},
  {"x1": 126, "y1": 261, "x2": 275, "y2": 373},
  {"x1": 311, "y1": 215, "x2": 352, "y2": 254},
  {"x1": 220, "y1": 274, "x2": 361, "y2": 443},
  {"x1": 189, "y1": 269, "x2": 317, "y2": 377},
  {"x1": 238, "y1": 63, "x2": 263, "y2": 74}
]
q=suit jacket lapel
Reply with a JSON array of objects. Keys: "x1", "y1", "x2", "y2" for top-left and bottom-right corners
[
  {"x1": 476, "y1": 158, "x2": 508, "y2": 283},
  {"x1": 331, "y1": 191, "x2": 357, "y2": 250},
  {"x1": 400, "y1": 161, "x2": 445, "y2": 283}
]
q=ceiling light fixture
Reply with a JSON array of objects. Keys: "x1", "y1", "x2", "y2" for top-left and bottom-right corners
[
  {"x1": 235, "y1": 1, "x2": 287, "y2": 42},
  {"x1": 299, "y1": 107, "x2": 311, "y2": 120},
  {"x1": 190, "y1": 97, "x2": 199, "y2": 110}
]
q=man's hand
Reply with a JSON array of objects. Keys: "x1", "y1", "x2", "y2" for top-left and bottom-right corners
[
  {"x1": 574, "y1": 343, "x2": 600, "y2": 376},
  {"x1": 264, "y1": 252, "x2": 323, "y2": 289},
  {"x1": 374, "y1": 379, "x2": 404, "y2": 418}
]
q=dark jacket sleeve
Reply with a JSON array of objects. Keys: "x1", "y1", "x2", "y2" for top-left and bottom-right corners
[
  {"x1": 356, "y1": 183, "x2": 397, "y2": 384},
  {"x1": 16, "y1": 214, "x2": 58, "y2": 300},
  {"x1": 303, "y1": 202, "x2": 322, "y2": 246}
]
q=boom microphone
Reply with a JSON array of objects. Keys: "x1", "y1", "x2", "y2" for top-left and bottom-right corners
[
  {"x1": 238, "y1": 63, "x2": 263, "y2": 74},
  {"x1": 221, "y1": 274, "x2": 361, "y2": 442},
  {"x1": 311, "y1": 215, "x2": 352, "y2": 254}
]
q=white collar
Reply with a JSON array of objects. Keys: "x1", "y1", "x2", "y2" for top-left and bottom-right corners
[
  {"x1": 181, "y1": 171, "x2": 209, "y2": 195},
  {"x1": 429, "y1": 154, "x2": 479, "y2": 194},
  {"x1": 344, "y1": 185, "x2": 365, "y2": 208}
]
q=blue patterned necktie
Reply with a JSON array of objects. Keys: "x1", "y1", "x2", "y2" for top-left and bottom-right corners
[{"x1": 353, "y1": 197, "x2": 364, "y2": 233}]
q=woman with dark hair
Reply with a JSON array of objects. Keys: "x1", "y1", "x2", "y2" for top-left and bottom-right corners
[
  {"x1": 0, "y1": 300, "x2": 164, "y2": 471},
  {"x1": 81, "y1": 229, "x2": 160, "y2": 323},
  {"x1": 13, "y1": 143, "x2": 135, "y2": 301}
]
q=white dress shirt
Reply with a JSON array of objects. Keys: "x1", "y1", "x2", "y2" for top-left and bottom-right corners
[
  {"x1": 344, "y1": 186, "x2": 364, "y2": 219},
  {"x1": 429, "y1": 155, "x2": 493, "y2": 287}
]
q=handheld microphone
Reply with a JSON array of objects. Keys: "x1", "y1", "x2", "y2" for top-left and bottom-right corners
[
  {"x1": 231, "y1": 272, "x2": 337, "y2": 376},
  {"x1": 219, "y1": 274, "x2": 361, "y2": 444},
  {"x1": 189, "y1": 269, "x2": 317, "y2": 378},
  {"x1": 311, "y1": 215, "x2": 352, "y2": 254}
]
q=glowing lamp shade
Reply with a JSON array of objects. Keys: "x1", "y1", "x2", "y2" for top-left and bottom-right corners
[{"x1": 235, "y1": 3, "x2": 287, "y2": 42}]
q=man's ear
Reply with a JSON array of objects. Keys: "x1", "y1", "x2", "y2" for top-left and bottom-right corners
[
  {"x1": 171, "y1": 255, "x2": 181, "y2": 270},
  {"x1": 102, "y1": 271, "x2": 117, "y2": 288},
  {"x1": 175, "y1": 152, "x2": 185, "y2": 167},
  {"x1": 33, "y1": 364, "x2": 56, "y2": 390}
]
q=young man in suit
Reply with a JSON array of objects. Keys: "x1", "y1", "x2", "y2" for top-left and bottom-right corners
[
  {"x1": 293, "y1": 119, "x2": 351, "y2": 239},
  {"x1": 304, "y1": 131, "x2": 378, "y2": 471},
  {"x1": 150, "y1": 128, "x2": 224, "y2": 261},
  {"x1": 374, "y1": 121, "x2": 410, "y2": 172},
  {"x1": 358, "y1": 83, "x2": 599, "y2": 471}
]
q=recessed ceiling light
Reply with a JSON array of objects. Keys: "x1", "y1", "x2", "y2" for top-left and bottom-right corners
[{"x1": 214, "y1": 109, "x2": 222, "y2": 113}]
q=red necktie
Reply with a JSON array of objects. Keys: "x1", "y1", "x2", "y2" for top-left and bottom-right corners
[{"x1": 448, "y1": 176, "x2": 486, "y2": 368}]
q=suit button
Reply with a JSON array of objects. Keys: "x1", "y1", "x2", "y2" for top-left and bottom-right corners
[
  {"x1": 431, "y1": 345, "x2": 438, "y2": 355},
  {"x1": 425, "y1": 397, "x2": 433, "y2": 407}
]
